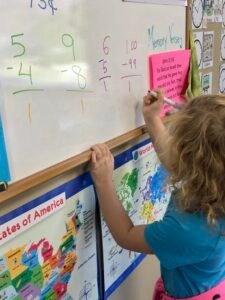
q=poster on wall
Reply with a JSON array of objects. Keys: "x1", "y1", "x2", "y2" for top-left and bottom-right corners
[
  {"x1": 0, "y1": 174, "x2": 99, "y2": 300},
  {"x1": 214, "y1": 0, "x2": 223, "y2": 22},
  {"x1": 204, "y1": 0, "x2": 215, "y2": 21},
  {"x1": 219, "y1": 63, "x2": 225, "y2": 93},
  {"x1": 202, "y1": 0, "x2": 223, "y2": 22},
  {"x1": 201, "y1": 72, "x2": 213, "y2": 94},
  {"x1": 149, "y1": 50, "x2": 190, "y2": 117},
  {"x1": 102, "y1": 139, "x2": 171, "y2": 299},
  {"x1": 223, "y1": 0, "x2": 225, "y2": 26},
  {"x1": 221, "y1": 30, "x2": 225, "y2": 60},
  {"x1": 203, "y1": 31, "x2": 214, "y2": 69}
]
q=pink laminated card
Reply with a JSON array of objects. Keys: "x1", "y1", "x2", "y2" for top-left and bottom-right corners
[{"x1": 149, "y1": 50, "x2": 190, "y2": 116}]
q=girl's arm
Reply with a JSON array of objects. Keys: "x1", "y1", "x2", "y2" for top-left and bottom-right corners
[
  {"x1": 143, "y1": 90, "x2": 172, "y2": 172},
  {"x1": 90, "y1": 144, "x2": 153, "y2": 254}
]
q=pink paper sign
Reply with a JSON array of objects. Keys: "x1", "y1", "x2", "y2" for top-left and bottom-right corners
[{"x1": 149, "y1": 50, "x2": 190, "y2": 116}]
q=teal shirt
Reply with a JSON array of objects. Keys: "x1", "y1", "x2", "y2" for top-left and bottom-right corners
[{"x1": 144, "y1": 195, "x2": 225, "y2": 298}]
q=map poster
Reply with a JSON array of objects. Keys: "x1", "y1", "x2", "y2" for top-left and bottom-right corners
[
  {"x1": 101, "y1": 139, "x2": 171, "y2": 299},
  {"x1": 0, "y1": 173, "x2": 99, "y2": 300}
]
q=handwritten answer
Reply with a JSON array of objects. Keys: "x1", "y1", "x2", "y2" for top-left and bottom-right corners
[
  {"x1": 120, "y1": 40, "x2": 142, "y2": 92},
  {"x1": 61, "y1": 33, "x2": 87, "y2": 91},
  {"x1": 98, "y1": 36, "x2": 112, "y2": 92},
  {"x1": 5, "y1": 27, "x2": 184, "y2": 98},
  {"x1": 0, "y1": 0, "x2": 186, "y2": 181}
]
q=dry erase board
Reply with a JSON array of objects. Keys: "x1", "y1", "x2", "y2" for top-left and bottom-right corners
[{"x1": 0, "y1": 0, "x2": 186, "y2": 181}]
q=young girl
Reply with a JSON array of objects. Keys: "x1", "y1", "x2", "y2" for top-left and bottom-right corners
[{"x1": 90, "y1": 90, "x2": 225, "y2": 300}]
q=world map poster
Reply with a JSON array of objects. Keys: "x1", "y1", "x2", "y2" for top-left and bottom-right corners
[
  {"x1": 101, "y1": 139, "x2": 171, "y2": 299},
  {"x1": 0, "y1": 174, "x2": 99, "y2": 300}
]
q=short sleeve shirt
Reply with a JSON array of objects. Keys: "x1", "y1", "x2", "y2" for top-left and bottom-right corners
[{"x1": 144, "y1": 194, "x2": 225, "y2": 298}]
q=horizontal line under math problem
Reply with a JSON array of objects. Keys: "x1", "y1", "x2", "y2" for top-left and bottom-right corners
[
  {"x1": 99, "y1": 76, "x2": 112, "y2": 81},
  {"x1": 120, "y1": 74, "x2": 142, "y2": 79},
  {"x1": 13, "y1": 89, "x2": 45, "y2": 95},
  {"x1": 66, "y1": 90, "x2": 94, "y2": 93}
]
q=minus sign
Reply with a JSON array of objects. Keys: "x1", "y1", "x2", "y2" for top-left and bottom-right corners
[
  {"x1": 99, "y1": 75, "x2": 111, "y2": 80},
  {"x1": 6, "y1": 67, "x2": 14, "y2": 70},
  {"x1": 61, "y1": 70, "x2": 68, "y2": 72}
]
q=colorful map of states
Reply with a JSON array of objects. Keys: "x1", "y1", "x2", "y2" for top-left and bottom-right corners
[
  {"x1": 0, "y1": 211, "x2": 80, "y2": 300},
  {"x1": 116, "y1": 168, "x2": 139, "y2": 213}
]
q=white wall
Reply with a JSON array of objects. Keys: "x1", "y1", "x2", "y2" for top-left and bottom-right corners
[{"x1": 110, "y1": 256, "x2": 160, "y2": 300}]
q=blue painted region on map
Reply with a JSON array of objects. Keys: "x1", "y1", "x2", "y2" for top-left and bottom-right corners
[
  {"x1": 48, "y1": 269, "x2": 60, "y2": 288},
  {"x1": 150, "y1": 165, "x2": 168, "y2": 203},
  {"x1": 61, "y1": 273, "x2": 72, "y2": 284},
  {"x1": 22, "y1": 250, "x2": 39, "y2": 270},
  {"x1": 40, "y1": 284, "x2": 52, "y2": 299},
  {"x1": 0, "y1": 256, "x2": 8, "y2": 274},
  {"x1": 143, "y1": 165, "x2": 168, "y2": 205},
  {"x1": 0, "y1": 115, "x2": 10, "y2": 181}
]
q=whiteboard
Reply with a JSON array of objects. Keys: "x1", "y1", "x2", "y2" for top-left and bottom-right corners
[
  {"x1": 0, "y1": 0, "x2": 186, "y2": 181},
  {"x1": 123, "y1": 0, "x2": 187, "y2": 5}
]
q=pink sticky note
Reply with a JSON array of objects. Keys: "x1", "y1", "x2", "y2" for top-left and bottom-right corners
[{"x1": 149, "y1": 50, "x2": 190, "y2": 116}]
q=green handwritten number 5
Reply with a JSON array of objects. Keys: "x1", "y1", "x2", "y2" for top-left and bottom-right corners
[
  {"x1": 11, "y1": 34, "x2": 26, "y2": 58},
  {"x1": 11, "y1": 34, "x2": 32, "y2": 84}
]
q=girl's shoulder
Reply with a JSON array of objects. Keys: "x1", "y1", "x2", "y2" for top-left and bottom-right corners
[{"x1": 166, "y1": 191, "x2": 223, "y2": 238}]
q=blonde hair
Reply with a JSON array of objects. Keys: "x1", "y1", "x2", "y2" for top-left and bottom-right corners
[{"x1": 168, "y1": 94, "x2": 225, "y2": 224}]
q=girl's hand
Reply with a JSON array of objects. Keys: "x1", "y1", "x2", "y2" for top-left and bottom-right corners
[
  {"x1": 90, "y1": 144, "x2": 114, "y2": 187},
  {"x1": 142, "y1": 89, "x2": 164, "y2": 125}
]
